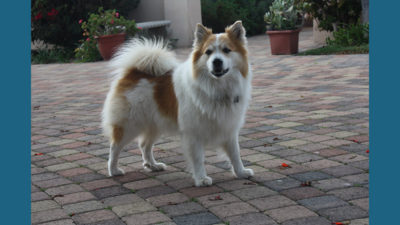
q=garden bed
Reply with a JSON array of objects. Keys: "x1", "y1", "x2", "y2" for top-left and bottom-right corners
[{"x1": 297, "y1": 44, "x2": 369, "y2": 55}]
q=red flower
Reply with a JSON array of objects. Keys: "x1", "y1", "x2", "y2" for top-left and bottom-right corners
[
  {"x1": 86, "y1": 38, "x2": 90, "y2": 41},
  {"x1": 47, "y1": 8, "x2": 59, "y2": 17},
  {"x1": 79, "y1": 19, "x2": 83, "y2": 24},
  {"x1": 115, "y1": 12, "x2": 119, "y2": 17},
  {"x1": 137, "y1": 27, "x2": 143, "y2": 30},
  {"x1": 110, "y1": 19, "x2": 114, "y2": 24},
  {"x1": 34, "y1": 12, "x2": 42, "y2": 20}
]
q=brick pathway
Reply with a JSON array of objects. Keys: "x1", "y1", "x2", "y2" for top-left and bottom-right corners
[{"x1": 32, "y1": 28, "x2": 369, "y2": 225}]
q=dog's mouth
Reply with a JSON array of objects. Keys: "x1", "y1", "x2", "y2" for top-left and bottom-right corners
[{"x1": 211, "y1": 68, "x2": 229, "y2": 77}]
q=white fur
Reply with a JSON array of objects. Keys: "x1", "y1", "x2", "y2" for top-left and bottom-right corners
[
  {"x1": 109, "y1": 38, "x2": 178, "y2": 77},
  {"x1": 102, "y1": 22, "x2": 253, "y2": 186},
  {"x1": 205, "y1": 34, "x2": 232, "y2": 74}
]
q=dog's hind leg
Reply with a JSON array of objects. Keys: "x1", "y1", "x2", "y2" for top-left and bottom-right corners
[
  {"x1": 139, "y1": 133, "x2": 166, "y2": 171},
  {"x1": 108, "y1": 142, "x2": 126, "y2": 176},
  {"x1": 108, "y1": 125, "x2": 137, "y2": 176},
  {"x1": 224, "y1": 136, "x2": 254, "y2": 178}
]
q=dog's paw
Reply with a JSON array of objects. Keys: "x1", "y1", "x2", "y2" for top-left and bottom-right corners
[
  {"x1": 194, "y1": 176, "x2": 213, "y2": 187},
  {"x1": 144, "y1": 162, "x2": 167, "y2": 172},
  {"x1": 235, "y1": 168, "x2": 254, "y2": 178},
  {"x1": 109, "y1": 167, "x2": 125, "y2": 176}
]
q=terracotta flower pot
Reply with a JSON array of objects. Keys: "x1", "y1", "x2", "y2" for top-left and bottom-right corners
[
  {"x1": 266, "y1": 29, "x2": 301, "y2": 55},
  {"x1": 97, "y1": 33, "x2": 126, "y2": 60}
]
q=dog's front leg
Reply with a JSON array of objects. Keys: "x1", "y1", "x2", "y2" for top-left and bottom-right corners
[
  {"x1": 224, "y1": 136, "x2": 254, "y2": 178},
  {"x1": 182, "y1": 137, "x2": 212, "y2": 186}
]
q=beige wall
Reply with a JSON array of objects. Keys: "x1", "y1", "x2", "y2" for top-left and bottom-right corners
[
  {"x1": 313, "y1": 19, "x2": 333, "y2": 45},
  {"x1": 164, "y1": 0, "x2": 202, "y2": 47},
  {"x1": 130, "y1": 0, "x2": 202, "y2": 47},
  {"x1": 129, "y1": 0, "x2": 165, "y2": 22}
]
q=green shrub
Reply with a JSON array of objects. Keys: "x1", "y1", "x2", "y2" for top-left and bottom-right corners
[
  {"x1": 201, "y1": 0, "x2": 273, "y2": 36},
  {"x1": 327, "y1": 23, "x2": 369, "y2": 47},
  {"x1": 74, "y1": 38, "x2": 102, "y2": 63},
  {"x1": 31, "y1": 47, "x2": 75, "y2": 64},
  {"x1": 31, "y1": 0, "x2": 140, "y2": 48},
  {"x1": 295, "y1": 0, "x2": 362, "y2": 32}
]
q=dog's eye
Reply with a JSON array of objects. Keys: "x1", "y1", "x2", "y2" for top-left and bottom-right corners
[
  {"x1": 205, "y1": 49, "x2": 213, "y2": 55},
  {"x1": 223, "y1": 48, "x2": 231, "y2": 53}
]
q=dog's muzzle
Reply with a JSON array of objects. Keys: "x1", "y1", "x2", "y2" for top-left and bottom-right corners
[
  {"x1": 211, "y1": 68, "x2": 229, "y2": 77},
  {"x1": 212, "y1": 58, "x2": 229, "y2": 77}
]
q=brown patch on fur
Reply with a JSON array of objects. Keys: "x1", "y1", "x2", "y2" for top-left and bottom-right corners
[
  {"x1": 114, "y1": 67, "x2": 178, "y2": 122},
  {"x1": 153, "y1": 74, "x2": 178, "y2": 122},
  {"x1": 115, "y1": 67, "x2": 149, "y2": 95},
  {"x1": 112, "y1": 125, "x2": 124, "y2": 144},
  {"x1": 192, "y1": 27, "x2": 215, "y2": 79},
  {"x1": 222, "y1": 27, "x2": 249, "y2": 78},
  {"x1": 193, "y1": 35, "x2": 216, "y2": 62}
]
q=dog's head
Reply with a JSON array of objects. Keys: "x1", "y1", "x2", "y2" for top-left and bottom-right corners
[{"x1": 192, "y1": 21, "x2": 248, "y2": 79}]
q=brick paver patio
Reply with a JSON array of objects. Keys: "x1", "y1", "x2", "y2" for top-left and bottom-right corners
[{"x1": 32, "y1": 28, "x2": 369, "y2": 225}]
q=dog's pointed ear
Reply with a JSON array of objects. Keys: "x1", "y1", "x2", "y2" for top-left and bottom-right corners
[
  {"x1": 226, "y1": 20, "x2": 246, "y2": 42},
  {"x1": 194, "y1": 23, "x2": 212, "y2": 46}
]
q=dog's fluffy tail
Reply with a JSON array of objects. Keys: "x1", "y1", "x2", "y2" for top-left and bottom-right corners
[{"x1": 110, "y1": 38, "x2": 178, "y2": 77}]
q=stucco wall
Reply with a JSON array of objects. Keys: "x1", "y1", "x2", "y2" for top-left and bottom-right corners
[
  {"x1": 129, "y1": 0, "x2": 165, "y2": 22},
  {"x1": 129, "y1": 0, "x2": 202, "y2": 47},
  {"x1": 164, "y1": 0, "x2": 202, "y2": 47}
]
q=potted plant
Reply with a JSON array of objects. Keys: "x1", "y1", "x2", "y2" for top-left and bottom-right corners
[
  {"x1": 264, "y1": 0, "x2": 308, "y2": 55},
  {"x1": 79, "y1": 7, "x2": 138, "y2": 60}
]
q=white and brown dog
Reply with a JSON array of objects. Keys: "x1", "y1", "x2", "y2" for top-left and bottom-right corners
[{"x1": 102, "y1": 21, "x2": 253, "y2": 186}]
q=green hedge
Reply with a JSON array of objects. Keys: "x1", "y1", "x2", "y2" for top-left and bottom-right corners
[{"x1": 201, "y1": 0, "x2": 273, "y2": 36}]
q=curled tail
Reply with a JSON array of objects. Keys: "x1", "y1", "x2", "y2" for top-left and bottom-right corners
[{"x1": 110, "y1": 38, "x2": 178, "y2": 76}]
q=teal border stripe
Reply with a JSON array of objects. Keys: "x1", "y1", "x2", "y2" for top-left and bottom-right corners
[
  {"x1": 0, "y1": 0, "x2": 31, "y2": 223},
  {"x1": 370, "y1": 1, "x2": 400, "y2": 224}
]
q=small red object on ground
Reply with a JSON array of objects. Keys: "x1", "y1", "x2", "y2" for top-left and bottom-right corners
[
  {"x1": 301, "y1": 181, "x2": 311, "y2": 186},
  {"x1": 208, "y1": 195, "x2": 223, "y2": 201}
]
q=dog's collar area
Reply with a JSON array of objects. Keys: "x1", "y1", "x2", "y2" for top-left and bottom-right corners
[
  {"x1": 233, "y1": 96, "x2": 239, "y2": 103},
  {"x1": 215, "y1": 95, "x2": 240, "y2": 104}
]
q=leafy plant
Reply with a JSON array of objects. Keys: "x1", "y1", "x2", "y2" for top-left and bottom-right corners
[
  {"x1": 264, "y1": 0, "x2": 309, "y2": 30},
  {"x1": 80, "y1": 7, "x2": 138, "y2": 37},
  {"x1": 75, "y1": 7, "x2": 139, "y2": 62},
  {"x1": 31, "y1": 0, "x2": 140, "y2": 48},
  {"x1": 201, "y1": 0, "x2": 273, "y2": 36},
  {"x1": 295, "y1": 0, "x2": 362, "y2": 32},
  {"x1": 241, "y1": 0, "x2": 275, "y2": 35},
  {"x1": 74, "y1": 38, "x2": 102, "y2": 62},
  {"x1": 327, "y1": 23, "x2": 369, "y2": 46}
]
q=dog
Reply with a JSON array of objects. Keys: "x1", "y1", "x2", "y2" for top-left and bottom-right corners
[{"x1": 102, "y1": 21, "x2": 253, "y2": 186}]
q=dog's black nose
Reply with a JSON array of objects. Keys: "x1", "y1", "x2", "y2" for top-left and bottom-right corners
[{"x1": 213, "y1": 58, "x2": 223, "y2": 72}]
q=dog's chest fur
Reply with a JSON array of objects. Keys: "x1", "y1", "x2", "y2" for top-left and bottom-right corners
[{"x1": 172, "y1": 62, "x2": 251, "y2": 145}]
